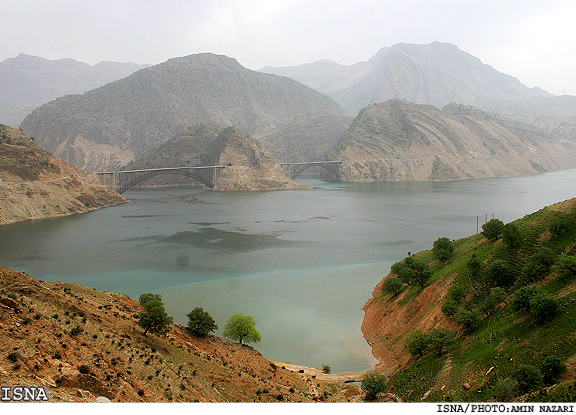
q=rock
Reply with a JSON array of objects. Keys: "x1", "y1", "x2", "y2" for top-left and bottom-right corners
[
  {"x1": 421, "y1": 389, "x2": 431, "y2": 400},
  {"x1": 95, "y1": 396, "x2": 111, "y2": 403},
  {"x1": 463, "y1": 383, "x2": 471, "y2": 390}
]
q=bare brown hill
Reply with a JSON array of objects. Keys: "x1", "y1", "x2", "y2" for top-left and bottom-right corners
[
  {"x1": 0, "y1": 124, "x2": 125, "y2": 225},
  {"x1": 328, "y1": 99, "x2": 576, "y2": 182},
  {"x1": 0, "y1": 267, "x2": 362, "y2": 402},
  {"x1": 20, "y1": 53, "x2": 344, "y2": 172}
]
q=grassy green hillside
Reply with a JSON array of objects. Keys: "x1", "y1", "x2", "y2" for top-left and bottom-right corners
[{"x1": 371, "y1": 197, "x2": 576, "y2": 402}]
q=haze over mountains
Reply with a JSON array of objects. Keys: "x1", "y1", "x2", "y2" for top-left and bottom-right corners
[
  {"x1": 7, "y1": 41, "x2": 576, "y2": 180},
  {"x1": 260, "y1": 42, "x2": 552, "y2": 115},
  {"x1": 0, "y1": 54, "x2": 149, "y2": 126}
]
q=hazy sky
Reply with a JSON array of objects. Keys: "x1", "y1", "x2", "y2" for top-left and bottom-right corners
[{"x1": 2, "y1": 0, "x2": 575, "y2": 95}]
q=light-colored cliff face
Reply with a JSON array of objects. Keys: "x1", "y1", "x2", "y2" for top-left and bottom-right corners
[
  {"x1": 331, "y1": 100, "x2": 576, "y2": 182},
  {"x1": 0, "y1": 124, "x2": 126, "y2": 225},
  {"x1": 211, "y1": 126, "x2": 311, "y2": 191}
]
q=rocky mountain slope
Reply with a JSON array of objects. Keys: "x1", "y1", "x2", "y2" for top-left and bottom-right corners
[
  {"x1": 328, "y1": 99, "x2": 576, "y2": 182},
  {"x1": 0, "y1": 266, "x2": 364, "y2": 402},
  {"x1": 0, "y1": 54, "x2": 148, "y2": 126},
  {"x1": 0, "y1": 124, "x2": 125, "y2": 225},
  {"x1": 362, "y1": 197, "x2": 576, "y2": 402},
  {"x1": 20, "y1": 53, "x2": 345, "y2": 172},
  {"x1": 260, "y1": 42, "x2": 551, "y2": 116},
  {"x1": 122, "y1": 124, "x2": 310, "y2": 191}
]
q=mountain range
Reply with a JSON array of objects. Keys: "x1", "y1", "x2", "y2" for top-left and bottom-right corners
[
  {"x1": 0, "y1": 54, "x2": 149, "y2": 126},
  {"x1": 260, "y1": 42, "x2": 551, "y2": 115}
]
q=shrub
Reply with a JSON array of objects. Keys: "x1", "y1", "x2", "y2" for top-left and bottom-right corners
[
  {"x1": 393, "y1": 257, "x2": 432, "y2": 289},
  {"x1": 482, "y1": 219, "x2": 504, "y2": 241},
  {"x1": 447, "y1": 285, "x2": 466, "y2": 302},
  {"x1": 522, "y1": 247, "x2": 556, "y2": 281},
  {"x1": 433, "y1": 237, "x2": 454, "y2": 264},
  {"x1": 554, "y1": 254, "x2": 576, "y2": 282},
  {"x1": 406, "y1": 330, "x2": 431, "y2": 357},
  {"x1": 541, "y1": 355, "x2": 566, "y2": 386},
  {"x1": 429, "y1": 327, "x2": 456, "y2": 355},
  {"x1": 502, "y1": 223, "x2": 522, "y2": 248},
  {"x1": 7, "y1": 352, "x2": 20, "y2": 363},
  {"x1": 550, "y1": 219, "x2": 569, "y2": 236},
  {"x1": 78, "y1": 365, "x2": 90, "y2": 374},
  {"x1": 510, "y1": 364, "x2": 543, "y2": 395},
  {"x1": 456, "y1": 308, "x2": 482, "y2": 333},
  {"x1": 381, "y1": 277, "x2": 404, "y2": 296},
  {"x1": 360, "y1": 371, "x2": 387, "y2": 401},
  {"x1": 70, "y1": 326, "x2": 84, "y2": 336},
  {"x1": 321, "y1": 364, "x2": 331, "y2": 374},
  {"x1": 529, "y1": 292, "x2": 560, "y2": 324},
  {"x1": 490, "y1": 377, "x2": 518, "y2": 402},
  {"x1": 481, "y1": 287, "x2": 507, "y2": 316},
  {"x1": 186, "y1": 307, "x2": 218, "y2": 337},
  {"x1": 488, "y1": 260, "x2": 514, "y2": 287},
  {"x1": 511, "y1": 286, "x2": 540, "y2": 311},
  {"x1": 467, "y1": 254, "x2": 483, "y2": 277},
  {"x1": 441, "y1": 299, "x2": 459, "y2": 317}
]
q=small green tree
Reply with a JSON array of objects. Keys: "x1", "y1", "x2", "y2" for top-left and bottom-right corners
[
  {"x1": 522, "y1": 247, "x2": 556, "y2": 281},
  {"x1": 467, "y1": 254, "x2": 483, "y2": 277},
  {"x1": 392, "y1": 257, "x2": 432, "y2": 289},
  {"x1": 511, "y1": 285, "x2": 540, "y2": 311},
  {"x1": 186, "y1": 307, "x2": 218, "y2": 337},
  {"x1": 360, "y1": 371, "x2": 387, "y2": 401},
  {"x1": 488, "y1": 259, "x2": 514, "y2": 287},
  {"x1": 541, "y1": 355, "x2": 566, "y2": 386},
  {"x1": 490, "y1": 377, "x2": 518, "y2": 402},
  {"x1": 433, "y1": 237, "x2": 454, "y2": 264},
  {"x1": 529, "y1": 292, "x2": 560, "y2": 324},
  {"x1": 139, "y1": 293, "x2": 163, "y2": 308},
  {"x1": 482, "y1": 219, "x2": 504, "y2": 241},
  {"x1": 381, "y1": 277, "x2": 404, "y2": 296},
  {"x1": 502, "y1": 223, "x2": 522, "y2": 248},
  {"x1": 441, "y1": 299, "x2": 459, "y2": 317},
  {"x1": 223, "y1": 313, "x2": 261, "y2": 344},
  {"x1": 554, "y1": 254, "x2": 576, "y2": 282},
  {"x1": 406, "y1": 330, "x2": 431, "y2": 357},
  {"x1": 447, "y1": 285, "x2": 466, "y2": 302},
  {"x1": 550, "y1": 219, "x2": 569, "y2": 236},
  {"x1": 456, "y1": 308, "x2": 482, "y2": 333},
  {"x1": 429, "y1": 327, "x2": 456, "y2": 355},
  {"x1": 481, "y1": 287, "x2": 507, "y2": 316},
  {"x1": 509, "y1": 364, "x2": 543, "y2": 396},
  {"x1": 137, "y1": 298, "x2": 173, "y2": 336}
]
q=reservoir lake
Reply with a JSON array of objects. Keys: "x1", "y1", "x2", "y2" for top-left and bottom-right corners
[{"x1": 1, "y1": 169, "x2": 575, "y2": 373}]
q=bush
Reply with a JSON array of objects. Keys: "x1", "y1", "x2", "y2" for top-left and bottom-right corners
[
  {"x1": 502, "y1": 223, "x2": 522, "y2": 248},
  {"x1": 482, "y1": 219, "x2": 504, "y2": 241},
  {"x1": 550, "y1": 219, "x2": 569, "y2": 236},
  {"x1": 510, "y1": 364, "x2": 543, "y2": 395},
  {"x1": 511, "y1": 285, "x2": 540, "y2": 311},
  {"x1": 541, "y1": 355, "x2": 566, "y2": 386},
  {"x1": 392, "y1": 257, "x2": 432, "y2": 289},
  {"x1": 490, "y1": 377, "x2": 518, "y2": 402},
  {"x1": 481, "y1": 287, "x2": 507, "y2": 316},
  {"x1": 321, "y1": 364, "x2": 331, "y2": 374},
  {"x1": 381, "y1": 277, "x2": 404, "y2": 296},
  {"x1": 360, "y1": 371, "x2": 387, "y2": 401},
  {"x1": 488, "y1": 259, "x2": 514, "y2": 287},
  {"x1": 441, "y1": 299, "x2": 459, "y2": 317},
  {"x1": 554, "y1": 254, "x2": 576, "y2": 282},
  {"x1": 406, "y1": 330, "x2": 431, "y2": 357},
  {"x1": 447, "y1": 285, "x2": 466, "y2": 303},
  {"x1": 529, "y1": 292, "x2": 560, "y2": 324},
  {"x1": 429, "y1": 327, "x2": 456, "y2": 355},
  {"x1": 433, "y1": 237, "x2": 454, "y2": 264},
  {"x1": 78, "y1": 364, "x2": 90, "y2": 374},
  {"x1": 467, "y1": 254, "x2": 482, "y2": 277},
  {"x1": 70, "y1": 326, "x2": 84, "y2": 336},
  {"x1": 522, "y1": 247, "x2": 555, "y2": 281},
  {"x1": 456, "y1": 308, "x2": 482, "y2": 333},
  {"x1": 7, "y1": 352, "x2": 20, "y2": 363},
  {"x1": 186, "y1": 307, "x2": 218, "y2": 337}
]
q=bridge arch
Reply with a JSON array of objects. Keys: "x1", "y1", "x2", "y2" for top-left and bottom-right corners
[
  {"x1": 117, "y1": 168, "x2": 218, "y2": 194},
  {"x1": 286, "y1": 162, "x2": 342, "y2": 180}
]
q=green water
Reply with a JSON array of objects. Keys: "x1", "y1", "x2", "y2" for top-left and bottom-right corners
[{"x1": 1, "y1": 170, "x2": 575, "y2": 372}]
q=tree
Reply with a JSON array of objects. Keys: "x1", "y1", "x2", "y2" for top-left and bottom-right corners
[
  {"x1": 488, "y1": 259, "x2": 514, "y2": 287},
  {"x1": 406, "y1": 330, "x2": 431, "y2": 357},
  {"x1": 381, "y1": 277, "x2": 404, "y2": 296},
  {"x1": 137, "y1": 298, "x2": 173, "y2": 336},
  {"x1": 490, "y1": 378, "x2": 518, "y2": 402},
  {"x1": 223, "y1": 313, "x2": 261, "y2": 344},
  {"x1": 550, "y1": 219, "x2": 569, "y2": 237},
  {"x1": 392, "y1": 257, "x2": 432, "y2": 289},
  {"x1": 541, "y1": 355, "x2": 566, "y2": 386},
  {"x1": 523, "y1": 247, "x2": 555, "y2": 281},
  {"x1": 554, "y1": 254, "x2": 576, "y2": 282},
  {"x1": 186, "y1": 307, "x2": 218, "y2": 337},
  {"x1": 509, "y1": 364, "x2": 543, "y2": 396},
  {"x1": 441, "y1": 299, "x2": 459, "y2": 317},
  {"x1": 502, "y1": 223, "x2": 522, "y2": 248},
  {"x1": 139, "y1": 293, "x2": 162, "y2": 309},
  {"x1": 456, "y1": 308, "x2": 482, "y2": 333},
  {"x1": 529, "y1": 292, "x2": 560, "y2": 324},
  {"x1": 433, "y1": 237, "x2": 454, "y2": 264},
  {"x1": 429, "y1": 327, "x2": 456, "y2": 355},
  {"x1": 447, "y1": 285, "x2": 465, "y2": 303},
  {"x1": 511, "y1": 285, "x2": 540, "y2": 311},
  {"x1": 360, "y1": 371, "x2": 387, "y2": 401},
  {"x1": 467, "y1": 254, "x2": 483, "y2": 277},
  {"x1": 482, "y1": 219, "x2": 504, "y2": 241},
  {"x1": 481, "y1": 287, "x2": 507, "y2": 316}
]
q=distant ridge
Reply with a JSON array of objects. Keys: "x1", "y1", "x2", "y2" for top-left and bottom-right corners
[
  {"x1": 21, "y1": 53, "x2": 345, "y2": 172},
  {"x1": 0, "y1": 54, "x2": 149, "y2": 126},
  {"x1": 260, "y1": 42, "x2": 552, "y2": 115}
]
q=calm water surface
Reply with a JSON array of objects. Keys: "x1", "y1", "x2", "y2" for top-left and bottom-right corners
[{"x1": 1, "y1": 169, "x2": 575, "y2": 373}]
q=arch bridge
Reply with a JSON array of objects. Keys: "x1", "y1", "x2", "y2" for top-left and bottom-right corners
[{"x1": 279, "y1": 161, "x2": 342, "y2": 180}]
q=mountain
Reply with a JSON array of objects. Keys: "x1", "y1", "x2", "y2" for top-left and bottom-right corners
[
  {"x1": 0, "y1": 54, "x2": 149, "y2": 126},
  {"x1": 123, "y1": 124, "x2": 311, "y2": 191},
  {"x1": 362, "y1": 196, "x2": 576, "y2": 401},
  {"x1": 327, "y1": 99, "x2": 576, "y2": 181},
  {"x1": 0, "y1": 124, "x2": 125, "y2": 225},
  {"x1": 20, "y1": 53, "x2": 345, "y2": 172},
  {"x1": 260, "y1": 42, "x2": 552, "y2": 115},
  {"x1": 0, "y1": 266, "x2": 365, "y2": 402}
]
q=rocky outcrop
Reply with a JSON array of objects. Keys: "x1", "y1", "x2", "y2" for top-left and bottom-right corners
[
  {"x1": 0, "y1": 124, "x2": 125, "y2": 225},
  {"x1": 330, "y1": 100, "x2": 576, "y2": 182}
]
